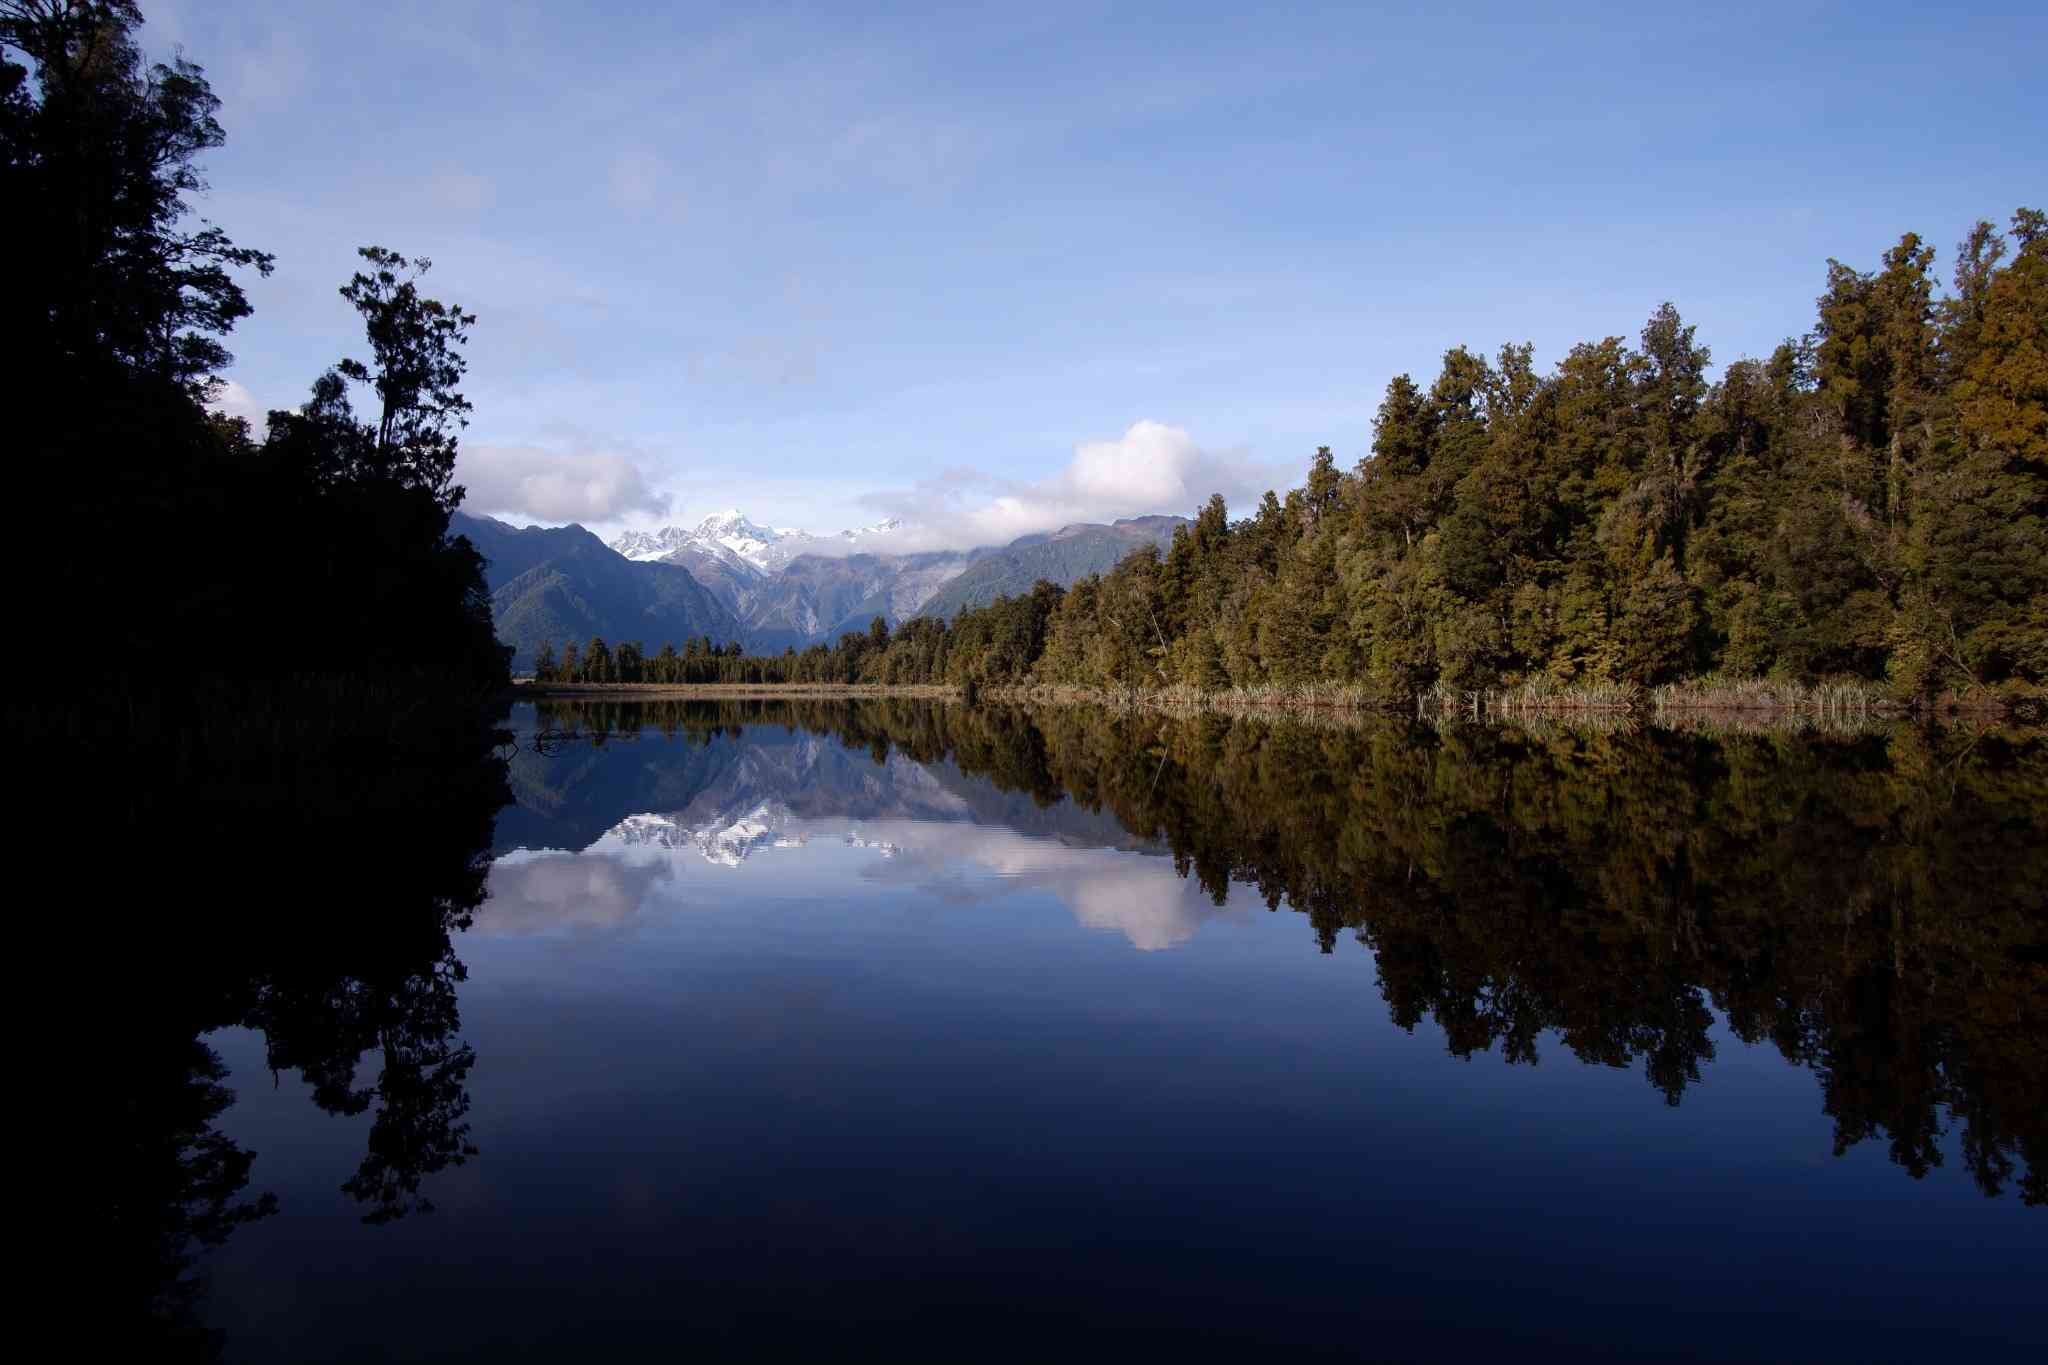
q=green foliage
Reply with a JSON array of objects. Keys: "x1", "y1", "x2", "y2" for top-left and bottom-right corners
[{"x1": 699, "y1": 211, "x2": 2040, "y2": 703}]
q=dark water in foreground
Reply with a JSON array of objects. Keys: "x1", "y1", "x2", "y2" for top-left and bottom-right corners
[{"x1": 135, "y1": 700, "x2": 2044, "y2": 1360}]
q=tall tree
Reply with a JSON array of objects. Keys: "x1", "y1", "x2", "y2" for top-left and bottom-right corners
[
  {"x1": 329, "y1": 247, "x2": 476, "y2": 510},
  {"x1": 2, "y1": 1, "x2": 272, "y2": 398}
]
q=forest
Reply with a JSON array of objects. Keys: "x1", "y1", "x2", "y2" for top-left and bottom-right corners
[
  {"x1": 10, "y1": 3, "x2": 2042, "y2": 712},
  {"x1": 4, "y1": 6, "x2": 515, "y2": 1350},
  {"x1": 6, "y1": 0, "x2": 509, "y2": 748},
  {"x1": 535, "y1": 211, "x2": 2046, "y2": 705}
]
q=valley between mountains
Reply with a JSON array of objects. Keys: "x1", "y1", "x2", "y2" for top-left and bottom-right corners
[{"x1": 455, "y1": 508, "x2": 1187, "y2": 669}]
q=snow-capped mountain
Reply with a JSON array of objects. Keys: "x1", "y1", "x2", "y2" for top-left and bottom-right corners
[
  {"x1": 598, "y1": 807, "x2": 908, "y2": 869},
  {"x1": 610, "y1": 510, "x2": 905, "y2": 576},
  {"x1": 602, "y1": 509, "x2": 955, "y2": 647},
  {"x1": 581, "y1": 506, "x2": 1182, "y2": 654},
  {"x1": 608, "y1": 525, "x2": 709, "y2": 564},
  {"x1": 604, "y1": 807, "x2": 809, "y2": 867}
]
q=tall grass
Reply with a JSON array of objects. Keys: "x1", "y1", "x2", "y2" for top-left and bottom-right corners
[
  {"x1": 976, "y1": 676, "x2": 2018, "y2": 736},
  {"x1": 1650, "y1": 675, "x2": 1890, "y2": 718},
  {"x1": 1416, "y1": 678, "x2": 1641, "y2": 717}
]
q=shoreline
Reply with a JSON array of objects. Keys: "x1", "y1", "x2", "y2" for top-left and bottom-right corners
[
  {"x1": 512, "y1": 679, "x2": 2038, "y2": 720},
  {"x1": 515, "y1": 682, "x2": 957, "y2": 700}
]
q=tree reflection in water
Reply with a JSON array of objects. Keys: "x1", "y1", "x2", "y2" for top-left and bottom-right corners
[
  {"x1": 535, "y1": 698, "x2": 2048, "y2": 1206},
  {"x1": 105, "y1": 695, "x2": 2047, "y2": 1352},
  {"x1": 99, "y1": 705, "x2": 509, "y2": 1356}
]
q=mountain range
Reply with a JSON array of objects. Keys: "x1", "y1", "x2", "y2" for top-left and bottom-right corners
[
  {"x1": 913, "y1": 516, "x2": 1189, "y2": 621},
  {"x1": 496, "y1": 708, "x2": 1158, "y2": 856},
  {"x1": 455, "y1": 514, "x2": 742, "y2": 669},
  {"x1": 454, "y1": 507, "x2": 1186, "y2": 667},
  {"x1": 610, "y1": 509, "x2": 905, "y2": 574}
]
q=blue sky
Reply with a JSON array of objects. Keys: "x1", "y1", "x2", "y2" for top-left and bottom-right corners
[{"x1": 152, "y1": 0, "x2": 2046, "y2": 546}]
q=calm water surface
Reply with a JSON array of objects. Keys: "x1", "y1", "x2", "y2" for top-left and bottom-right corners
[{"x1": 157, "y1": 701, "x2": 2044, "y2": 1360}]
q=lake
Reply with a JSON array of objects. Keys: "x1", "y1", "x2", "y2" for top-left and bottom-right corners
[{"x1": 143, "y1": 699, "x2": 2044, "y2": 1360}]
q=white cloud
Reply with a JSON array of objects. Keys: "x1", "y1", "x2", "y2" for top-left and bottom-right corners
[
  {"x1": 206, "y1": 378, "x2": 267, "y2": 427},
  {"x1": 479, "y1": 851, "x2": 671, "y2": 936},
  {"x1": 841, "y1": 818, "x2": 1249, "y2": 951},
  {"x1": 851, "y1": 420, "x2": 1291, "y2": 553},
  {"x1": 456, "y1": 443, "x2": 670, "y2": 524}
]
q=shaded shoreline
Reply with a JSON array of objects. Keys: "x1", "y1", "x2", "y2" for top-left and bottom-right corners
[
  {"x1": 515, "y1": 682, "x2": 958, "y2": 700},
  {"x1": 514, "y1": 677, "x2": 2038, "y2": 722}
]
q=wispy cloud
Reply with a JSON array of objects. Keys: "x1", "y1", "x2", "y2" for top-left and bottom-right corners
[
  {"x1": 223, "y1": 28, "x2": 309, "y2": 112},
  {"x1": 423, "y1": 169, "x2": 496, "y2": 222},
  {"x1": 607, "y1": 147, "x2": 686, "y2": 218}
]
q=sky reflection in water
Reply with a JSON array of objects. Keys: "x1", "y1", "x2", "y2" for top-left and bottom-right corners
[{"x1": 197, "y1": 702, "x2": 2046, "y2": 1362}]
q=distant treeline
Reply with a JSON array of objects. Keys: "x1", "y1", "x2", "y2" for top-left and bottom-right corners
[
  {"x1": 531, "y1": 616, "x2": 946, "y2": 685},
  {"x1": 558, "y1": 217, "x2": 2044, "y2": 700}
]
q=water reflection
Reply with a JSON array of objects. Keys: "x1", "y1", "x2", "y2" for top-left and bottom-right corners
[
  {"x1": 490, "y1": 811, "x2": 1248, "y2": 951},
  {"x1": 104, "y1": 717, "x2": 509, "y2": 1354},
  {"x1": 516, "y1": 698, "x2": 2048, "y2": 1204},
  {"x1": 107, "y1": 696, "x2": 2047, "y2": 1356}
]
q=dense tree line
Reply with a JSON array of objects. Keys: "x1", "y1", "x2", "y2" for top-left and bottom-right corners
[
  {"x1": 532, "y1": 612, "x2": 959, "y2": 685},
  {"x1": 6, "y1": 1, "x2": 508, "y2": 708},
  {"x1": 1045, "y1": 217, "x2": 2047, "y2": 699},
  {"x1": 599, "y1": 215, "x2": 2043, "y2": 701}
]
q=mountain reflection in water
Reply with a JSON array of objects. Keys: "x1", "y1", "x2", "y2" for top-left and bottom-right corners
[
  {"x1": 124, "y1": 699, "x2": 2045, "y2": 1360},
  {"x1": 499, "y1": 699, "x2": 2047, "y2": 1184}
]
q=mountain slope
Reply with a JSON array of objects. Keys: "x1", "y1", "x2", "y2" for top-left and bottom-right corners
[
  {"x1": 606, "y1": 510, "x2": 950, "y2": 650},
  {"x1": 915, "y1": 516, "x2": 1188, "y2": 620},
  {"x1": 641, "y1": 542, "x2": 765, "y2": 618},
  {"x1": 582, "y1": 508, "x2": 1192, "y2": 647},
  {"x1": 454, "y1": 513, "x2": 742, "y2": 669},
  {"x1": 743, "y1": 551, "x2": 970, "y2": 651}
]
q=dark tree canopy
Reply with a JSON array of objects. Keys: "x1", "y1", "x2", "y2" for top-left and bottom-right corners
[
  {"x1": 5, "y1": 1, "x2": 508, "y2": 695},
  {"x1": 2, "y1": 0, "x2": 273, "y2": 396}
]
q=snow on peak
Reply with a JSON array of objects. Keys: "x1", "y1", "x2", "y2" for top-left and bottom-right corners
[
  {"x1": 610, "y1": 527, "x2": 697, "y2": 562},
  {"x1": 609, "y1": 510, "x2": 909, "y2": 574},
  {"x1": 599, "y1": 807, "x2": 808, "y2": 867},
  {"x1": 839, "y1": 517, "x2": 903, "y2": 541}
]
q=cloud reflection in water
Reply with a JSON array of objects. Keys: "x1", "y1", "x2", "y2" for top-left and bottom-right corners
[{"x1": 486, "y1": 798, "x2": 1251, "y2": 950}]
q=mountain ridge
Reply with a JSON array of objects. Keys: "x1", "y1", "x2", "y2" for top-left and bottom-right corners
[
  {"x1": 914, "y1": 515, "x2": 1187, "y2": 621},
  {"x1": 453, "y1": 512, "x2": 743, "y2": 669},
  {"x1": 456, "y1": 507, "x2": 1192, "y2": 662},
  {"x1": 611, "y1": 510, "x2": 905, "y2": 575}
]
